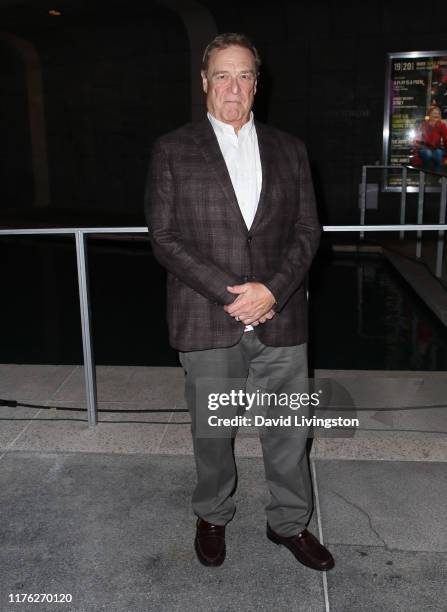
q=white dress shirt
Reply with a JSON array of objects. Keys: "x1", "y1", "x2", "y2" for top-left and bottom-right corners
[
  {"x1": 207, "y1": 111, "x2": 262, "y2": 229},
  {"x1": 207, "y1": 111, "x2": 262, "y2": 331}
]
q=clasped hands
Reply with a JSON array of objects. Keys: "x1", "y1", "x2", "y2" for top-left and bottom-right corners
[{"x1": 223, "y1": 282, "x2": 276, "y2": 326}]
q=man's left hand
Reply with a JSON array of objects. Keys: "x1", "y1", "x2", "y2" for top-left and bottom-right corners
[{"x1": 224, "y1": 282, "x2": 276, "y2": 324}]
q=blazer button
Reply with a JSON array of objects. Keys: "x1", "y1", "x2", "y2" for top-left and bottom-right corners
[{"x1": 247, "y1": 236, "x2": 252, "y2": 243}]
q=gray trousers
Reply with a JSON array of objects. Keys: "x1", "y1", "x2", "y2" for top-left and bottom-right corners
[{"x1": 179, "y1": 330, "x2": 313, "y2": 537}]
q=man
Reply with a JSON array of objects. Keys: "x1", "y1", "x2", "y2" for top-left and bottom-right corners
[{"x1": 145, "y1": 33, "x2": 334, "y2": 571}]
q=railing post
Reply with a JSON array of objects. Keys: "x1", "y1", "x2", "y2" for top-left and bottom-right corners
[
  {"x1": 75, "y1": 230, "x2": 98, "y2": 426},
  {"x1": 359, "y1": 165, "x2": 367, "y2": 240},
  {"x1": 416, "y1": 171, "x2": 425, "y2": 258},
  {"x1": 399, "y1": 166, "x2": 408, "y2": 239},
  {"x1": 436, "y1": 176, "x2": 447, "y2": 279}
]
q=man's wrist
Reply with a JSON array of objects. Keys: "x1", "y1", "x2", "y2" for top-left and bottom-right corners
[{"x1": 261, "y1": 283, "x2": 277, "y2": 309}]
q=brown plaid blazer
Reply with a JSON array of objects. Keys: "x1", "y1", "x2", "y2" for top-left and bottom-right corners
[{"x1": 144, "y1": 118, "x2": 321, "y2": 352}]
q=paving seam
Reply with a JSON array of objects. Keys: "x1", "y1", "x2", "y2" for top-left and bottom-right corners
[
  {"x1": 311, "y1": 458, "x2": 331, "y2": 612},
  {"x1": 0, "y1": 366, "x2": 78, "y2": 461},
  {"x1": 154, "y1": 406, "x2": 175, "y2": 453},
  {"x1": 0, "y1": 408, "x2": 43, "y2": 462}
]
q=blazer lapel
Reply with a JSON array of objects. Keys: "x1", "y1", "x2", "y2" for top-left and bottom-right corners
[
  {"x1": 192, "y1": 119, "x2": 248, "y2": 234},
  {"x1": 250, "y1": 120, "x2": 273, "y2": 233}
]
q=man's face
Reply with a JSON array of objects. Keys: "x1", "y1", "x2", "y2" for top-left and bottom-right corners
[{"x1": 201, "y1": 45, "x2": 257, "y2": 131}]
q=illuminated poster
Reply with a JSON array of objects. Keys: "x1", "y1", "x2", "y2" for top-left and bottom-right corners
[{"x1": 383, "y1": 51, "x2": 447, "y2": 190}]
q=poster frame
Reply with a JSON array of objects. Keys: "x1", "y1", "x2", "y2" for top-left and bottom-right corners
[{"x1": 382, "y1": 50, "x2": 447, "y2": 192}]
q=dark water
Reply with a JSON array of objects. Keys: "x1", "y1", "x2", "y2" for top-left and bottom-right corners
[
  {"x1": 1, "y1": 236, "x2": 447, "y2": 371},
  {"x1": 308, "y1": 251, "x2": 447, "y2": 370}
]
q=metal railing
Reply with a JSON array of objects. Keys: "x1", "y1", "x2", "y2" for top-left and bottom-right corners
[
  {"x1": 359, "y1": 164, "x2": 447, "y2": 277},
  {"x1": 1, "y1": 223, "x2": 447, "y2": 427}
]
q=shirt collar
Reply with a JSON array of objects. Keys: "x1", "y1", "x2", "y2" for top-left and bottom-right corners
[{"x1": 207, "y1": 111, "x2": 254, "y2": 137}]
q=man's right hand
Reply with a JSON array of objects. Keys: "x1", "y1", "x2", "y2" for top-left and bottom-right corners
[{"x1": 225, "y1": 282, "x2": 276, "y2": 324}]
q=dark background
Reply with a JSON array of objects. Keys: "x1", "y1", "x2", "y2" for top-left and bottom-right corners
[
  {"x1": 2, "y1": 0, "x2": 447, "y2": 226},
  {"x1": 2, "y1": 0, "x2": 447, "y2": 370}
]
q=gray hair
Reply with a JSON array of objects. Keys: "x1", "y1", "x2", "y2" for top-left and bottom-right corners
[{"x1": 201, "y1": 32, "x2": 261, "y2": 74}]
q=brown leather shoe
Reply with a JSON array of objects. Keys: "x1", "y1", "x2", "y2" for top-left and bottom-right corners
[
  {"x1": 194, "y1": 518, "x2": 226, "y2": 566},
  {"x1": 267, "y1": 523, "x2": 334, "y2": 571}
]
